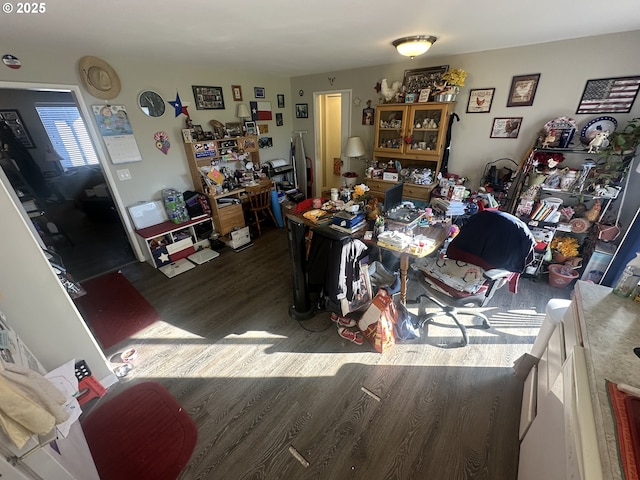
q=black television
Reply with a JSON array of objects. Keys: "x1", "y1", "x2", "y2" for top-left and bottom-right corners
[{"x1": 383, "y1": 182, "x2": 403, "y2": 212}]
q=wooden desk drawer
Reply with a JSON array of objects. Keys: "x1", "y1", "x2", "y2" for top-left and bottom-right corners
[
  {"x1": 403, "y1": 183, "x2": 434, "y2": 202},
  {"x1": 213, "y1": 203, "x2": 245, "y2": 235}
]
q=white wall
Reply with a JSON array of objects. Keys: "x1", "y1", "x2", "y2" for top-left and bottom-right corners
[{"x1": 290, "y1": 30, "x2": 640, "y2": 231}]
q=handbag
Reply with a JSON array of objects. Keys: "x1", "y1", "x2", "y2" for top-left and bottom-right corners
[{"x1": 357, "y1": 288, "x2": 397, "y2": 353}]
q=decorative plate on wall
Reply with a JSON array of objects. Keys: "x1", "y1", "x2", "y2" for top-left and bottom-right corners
[{"x1": 580, "y1": 116, "x2": 617, "y2": 145}]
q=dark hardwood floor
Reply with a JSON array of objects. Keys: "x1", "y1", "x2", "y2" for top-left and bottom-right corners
[{"x1": 96, "y1": 224, "x2": 570, "y2": 480}]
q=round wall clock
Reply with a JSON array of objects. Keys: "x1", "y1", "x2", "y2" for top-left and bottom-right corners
[{"x1": 138, "y1": 90, "x2": 165, "y2": 117}]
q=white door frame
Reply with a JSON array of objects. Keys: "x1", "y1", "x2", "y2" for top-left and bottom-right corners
[
  {"x1": 0, "y1": 80, "x2": 144, "y2": 260},
  {"x1": 313, "y1": 89, "x2": 352, "y2": 197}
]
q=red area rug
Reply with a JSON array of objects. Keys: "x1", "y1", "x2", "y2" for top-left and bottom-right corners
[
  {"x1": 82, "y1": 381, "x2": 197, "y2": 480},
  {"x1": 75, "y1": 271, "x2": 160, "y2": 350}
]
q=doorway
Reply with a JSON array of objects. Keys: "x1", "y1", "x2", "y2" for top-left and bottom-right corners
[
  {"x1": 313, "y1": 90, "x2": 352, "y2": 196},
  {"x1": 0, "y1": 82, "x2": 138, "y2": 282}
]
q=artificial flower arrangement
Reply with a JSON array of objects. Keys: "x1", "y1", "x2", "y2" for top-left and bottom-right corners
[
  {"x1": 352, "y1": 183, "x2": 369, "y2": 201},
  {"x1": 550, "y1": 236, "x2": 579, "y2": 258},
  {"x1": 533, "y1": 151, "x2": 564, "y2": 172},
  {"x1": 440, "y1": 68, "x2": 467, "y2": 87}
]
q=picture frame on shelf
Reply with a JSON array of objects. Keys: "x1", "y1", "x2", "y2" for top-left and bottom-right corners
[
  {"x1": 244, "y1": 121, "x2": 257, "y2": 135},
  {"x1": 181, "y1": 128, "x2": 194, "y2": 143},
  {"x1": 192, "y1": 85, "x2": 225, "y2": 110},
  {"x1": 192, "y1": 125, "x2": 204, "y2": 140},
  {"x1": 231, "y1": 85, "x2": 242, "y2": 101},
  {"x1": 405, "y1": 93, "x2": 416, "y2": 104},
  {"x1": 506, "y1": 74, "x2": 540, "y2": 107},
  {"x1": 277, "y1": 94, "x2": 285, "y2": 108},
  {"x1": 490, "y1": 117, "x2": 523, "y2": 138},
  {"x1": 254, "y1": 87, "x2": 265, "y2": 99},
  {"x1": 0, "y1": 109, "x2": 34, "y2": 148},
  {"x1": 576, "y1": 76, "x2": 640, "y2": 114},
  {"x1": 225, "y1": 122, "x2": 243, "y2": 137},
  {"x1": 418, "y1": 88, "x2": 431, "y2": 103},
  {"x1": 466, "y1": 88, "x2": 495, "y2": 113},
  {"x1": 295, "y1": 103, "x2": 308, "y2": 118},
  {"x1": 242, "y1": 137, "x2": 256, "y2": 150},
  {"x1": 403, "y1": 65, "x2": 449, "y2": 94}
]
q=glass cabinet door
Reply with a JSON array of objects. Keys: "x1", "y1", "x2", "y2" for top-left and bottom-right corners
[
  {"x1": 374, "y1": 105, "x2": 409, "y2": 154},
  {"x1": 407, "y1": 104, "x2": 447, "y2": 158}
]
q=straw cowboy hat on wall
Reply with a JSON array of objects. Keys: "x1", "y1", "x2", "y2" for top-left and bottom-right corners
[{"x1": 78, "y1": 56, "x2": 121, "y2": 100}]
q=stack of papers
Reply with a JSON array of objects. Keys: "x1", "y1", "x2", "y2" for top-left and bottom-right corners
[{"x1": 376, "y1": 231, "x2": 411, "y2": 251}]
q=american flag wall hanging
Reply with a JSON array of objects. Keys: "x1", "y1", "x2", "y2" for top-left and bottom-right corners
[{"x1": 576, "y1": 76, "x2": 640, "y2": 114}]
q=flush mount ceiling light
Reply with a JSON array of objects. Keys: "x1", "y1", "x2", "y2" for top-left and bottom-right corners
[{"x1": 392, "y1": 35, "x2": 438, "y2": 59}]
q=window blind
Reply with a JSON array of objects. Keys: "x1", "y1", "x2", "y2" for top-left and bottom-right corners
[{"x1": 35, "y1": 104, "x2": 98, "y2": 170}]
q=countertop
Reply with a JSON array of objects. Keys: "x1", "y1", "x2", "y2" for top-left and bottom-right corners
[{"x1": 574, "y1": 280, "x2": 640, "y2": 480}]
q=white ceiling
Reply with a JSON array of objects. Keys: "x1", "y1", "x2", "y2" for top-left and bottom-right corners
[{"x1": 3, "y1": 0, "x2": 640, "y2": 77}]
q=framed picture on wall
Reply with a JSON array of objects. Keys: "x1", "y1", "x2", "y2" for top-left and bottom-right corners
[
  {"x1": 466, "y1": 88, "x2": 495, "y2": 113},
  {"x1": 403, "y1": 65, "x2": 449, "y2": 94},
  {"x1": 576, "y1": 76, "x2": 640, "y2": 114},
  {"x1": 192, "y1": 86, "x2": 225, "y2": 110},
  {"x1": 231, "y1": 85, "x2": 243, "y2": 101},
  {"x1": 0, "y1": 109, "x2": 35, "y2": 148},
  {"x1": 295, "y1": 103, "x2": 308, "y2": 118},
  {"x1": 254, "y1": 87, "x2": 265, "y2": 99},
  {"x1": 277, "y1": 94, "x2": 285, "y2": 108},
  {"x1": 490, "y1": 117, "x2": 523, "y2": 138},
  {"x1": 506, "y1": 74, "x2": 540, "y2": 107}
]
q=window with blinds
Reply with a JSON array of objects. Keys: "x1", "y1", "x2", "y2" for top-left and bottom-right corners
[{"x1": 35, "y1": 104, "x2": 99, "y2": 170}]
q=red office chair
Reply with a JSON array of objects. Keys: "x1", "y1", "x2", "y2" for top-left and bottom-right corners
[{"x1": 410, "y1": 210, "x2": 536, "y2": 347}]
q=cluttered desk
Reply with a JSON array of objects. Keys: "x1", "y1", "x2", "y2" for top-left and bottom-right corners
[{"x1": 297, "y1": 182, "x2": 451, "y2": 305}]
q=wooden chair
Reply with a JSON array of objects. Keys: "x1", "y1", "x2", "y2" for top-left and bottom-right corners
[{"x1": 245, "y1": 181, "x2": 276, "y2": 236}]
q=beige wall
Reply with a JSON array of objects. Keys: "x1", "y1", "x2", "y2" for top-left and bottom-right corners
[
  {"x1": 0, "y1": 46, "x2": 292, "y2": 383},
  {"x1": 290, "y1": 30, "x2": 640, "y2": 228}
]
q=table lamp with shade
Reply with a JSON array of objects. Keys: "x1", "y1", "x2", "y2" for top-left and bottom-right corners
[
  {"x1": 236, "y1": 104, "x2": 251, "y2": 132},
  {"x1": 343, "y1": 136, "x2": 366, "y2": 187}
]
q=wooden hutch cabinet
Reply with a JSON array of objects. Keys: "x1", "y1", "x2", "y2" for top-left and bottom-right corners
[
  {"x1": 183, "y1": 135, "x2": 260, "y2": 235},
  {"x1": 368, "y1": 102, "x2": 455, "y2": 202}
]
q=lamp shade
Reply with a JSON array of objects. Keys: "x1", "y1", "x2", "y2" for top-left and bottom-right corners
[
  {"x1": 392, "y1": 35, "x2": 437, "y2": 58},
  {"x1": 345, "y1": 136, "x2": 366, "y2": 157},
  {"x1": 236, "y1": 104, "x2": 251, "y2": 119}
]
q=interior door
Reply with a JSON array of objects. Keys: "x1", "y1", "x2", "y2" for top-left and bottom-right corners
[{"x1": 313, "y1": 90, "x2": 352, "y2": 196}]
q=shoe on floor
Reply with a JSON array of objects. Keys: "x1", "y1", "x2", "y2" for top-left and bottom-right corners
[
  {"x1": 337, "y1": 327, "x2": 364, "y2": 345},
  {"x1": 331, "y1": 312, "x2": 357, "y2": 328}
]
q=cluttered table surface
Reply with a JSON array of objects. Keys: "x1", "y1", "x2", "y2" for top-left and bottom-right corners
[{"x1": 299, "y1": 199, "x2": 451, "y2": 304}]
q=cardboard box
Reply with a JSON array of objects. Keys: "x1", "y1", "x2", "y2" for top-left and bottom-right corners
[
  {"x1": 383, "y1": 172, "x2": 399, "y2": 182},
  {"x1": 225, "y1": 226, "x2": 251, "y2": 249}
]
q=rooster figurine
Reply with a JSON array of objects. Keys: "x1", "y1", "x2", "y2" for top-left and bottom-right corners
[
  {"x1": 380, "y1": 79, "x2": 402, "y2": 103},
  {"x1": 584, "y1": 198, "x2": 601, "y2": 223}
]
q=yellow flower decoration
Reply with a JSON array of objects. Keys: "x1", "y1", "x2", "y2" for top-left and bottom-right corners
[
  {"x1": 352, "y1": 183, "x2": 369, "y2": 201},
  {"x1": 441, "y1": 68, "x2": 467, "y2": 87},
  {"x1": 550, "y1": 236, "x2": 579, "y2": 257}
]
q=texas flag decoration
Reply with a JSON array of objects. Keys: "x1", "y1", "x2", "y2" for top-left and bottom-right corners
[{"x1": 250, "y1": 101, "x2": 272, "y2": 121}]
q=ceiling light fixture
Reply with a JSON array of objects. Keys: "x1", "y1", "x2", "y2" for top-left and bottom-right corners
[{"x1": 392, "y1": 35, "x2": 437, "y2": 59}]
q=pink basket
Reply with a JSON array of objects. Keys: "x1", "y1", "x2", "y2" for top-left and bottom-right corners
[{"x1": 548, "y1": 264, "x2": 579, "y2": 288}]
